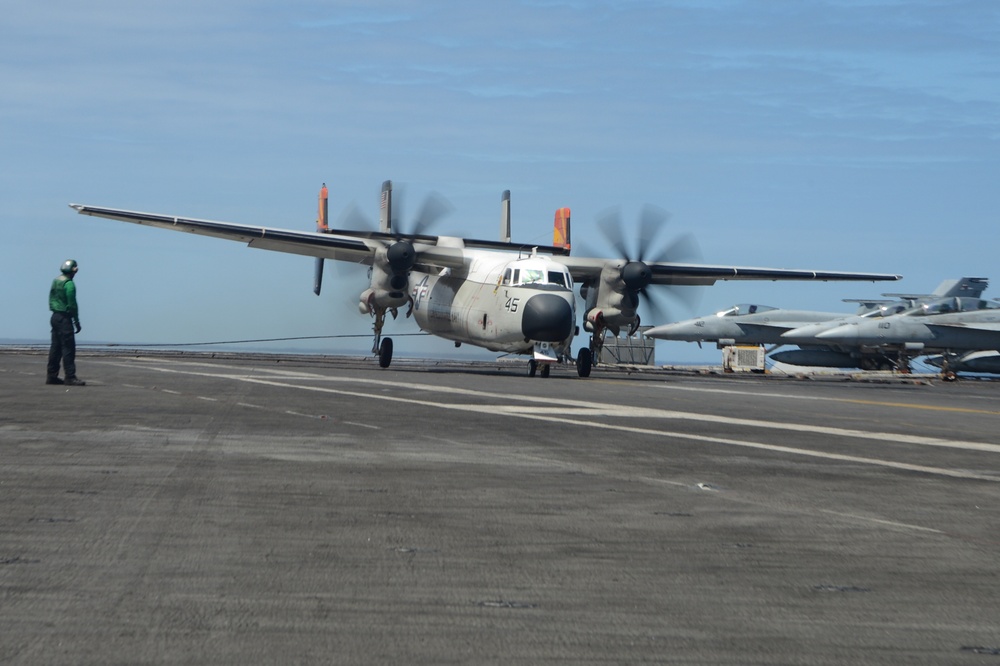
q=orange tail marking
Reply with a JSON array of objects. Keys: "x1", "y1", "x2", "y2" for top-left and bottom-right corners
[
  {"x1": 317, "y1": 183, "x2": 329, "y2": 231},
  {"x1": 553, "y1": 207, "x2": 571, "y2": 252}
]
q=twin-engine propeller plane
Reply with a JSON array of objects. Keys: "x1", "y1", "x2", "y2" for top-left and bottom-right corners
[{"x1": 70, "y1": 182, "x2": 901, "y2": 377}]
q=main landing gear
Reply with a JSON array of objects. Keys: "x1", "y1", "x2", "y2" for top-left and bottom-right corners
[
  {"x1": 576, "y1": 347, "x2": 592, "y2": 378},
  {"x1": 369, "y1": 305, "x2": 400, "y2": 369}
]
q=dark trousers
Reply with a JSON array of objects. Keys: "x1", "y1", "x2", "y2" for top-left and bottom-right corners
[{"x1": 47, "y1": 312, "x2": 77, "y2": 379}]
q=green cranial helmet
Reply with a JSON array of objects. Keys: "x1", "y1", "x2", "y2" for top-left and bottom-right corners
[{"x1": 60, "y1": 259, "x2": 79, "y2": 275}]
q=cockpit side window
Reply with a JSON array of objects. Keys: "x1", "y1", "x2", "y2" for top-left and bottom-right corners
[
  {"x1": 502, "y1": 268, "x2": 512, "y2": 286},
  {"x1": 548, "y1": 271, "x2": 566, "y2": 287}
]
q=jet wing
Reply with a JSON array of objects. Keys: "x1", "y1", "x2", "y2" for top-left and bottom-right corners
[
  {"x1": 69, "y1": 204, "x2": 474, "y2": 270},
  {"x1": 929, "y1": 322, "x2": 1000, "y2": 334},
  {"x1": 555, "y1": 256, "x2": 901, "y2": 285}
]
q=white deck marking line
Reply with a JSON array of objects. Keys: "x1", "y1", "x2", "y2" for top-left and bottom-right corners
[
  {"x1": 817, "y1": 509, "x2": 944, "y2": 534},
  {"x1": 656, "y1": 382, "x2": 1000, "y2": 416},
  {"x1": 115, "y1": 360, "x2": 1000, "y2": 454},
  {"x1": 104, "y1": 361, "x2": 1000, "y2": 482}
]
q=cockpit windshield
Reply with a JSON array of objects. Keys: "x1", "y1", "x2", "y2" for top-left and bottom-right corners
[
  {"x1": 501, "y1": 262, "x2": 572, "y2": 289},
  {"x1": 715, "y1": 304, "x2": 779, "y2": 317}
]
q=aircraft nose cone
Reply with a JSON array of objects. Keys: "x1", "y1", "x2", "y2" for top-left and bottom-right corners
[
  {"x1": 521, "y1": 294, "x2": 574, "y2": 342},
  {"x1": 781, "y1": 325, "x2": 822, "y2": 343},
  {"x1": 645, "y1": 321, "x2": 711, "y2": 341},
  {"x1": 644, "y1": 323, "x2": 681, "y2": 340},
  {"x1": 815, "y1": 325, "x2": 858, "y2": 342}
]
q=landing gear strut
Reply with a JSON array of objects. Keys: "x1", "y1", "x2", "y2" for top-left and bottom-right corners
[
  {"x1": 588, "y1": 325, "x2": 606, "y2": 367},
  {"x1": 369, "y1": 305, "x2": 398, "y2": 369}
]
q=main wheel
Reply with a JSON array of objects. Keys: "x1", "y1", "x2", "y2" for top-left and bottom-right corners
[
  {"x1": 527, "y1": 359, "x2": 537, "y2": 377},
  {"x1": 576, "y1": 348, "x2": 592, "y2": 378},
  {"x1": 540, "y1": 363, "x2": 551, "y2": 378},
  {"x1": 378, "y1": 337, "x2": 394, "y2": 368}
]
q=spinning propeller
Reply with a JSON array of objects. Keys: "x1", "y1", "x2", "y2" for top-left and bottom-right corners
[
  {"x1": 316, "y1": 185, "x2": 455, "y2": 295},
  {"x1": 595, "y1": 204, "x2": 703, "y2": 323}
]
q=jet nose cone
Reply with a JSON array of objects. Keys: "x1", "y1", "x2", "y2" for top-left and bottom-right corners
[
  {"x1": 815, "y1": 325, "x2": 857, "y2": 342},
  {"x1": 644, "y1": 323, "x2": 685, "y2": 340},
  {"x1": 521, "y1": 293, "x2": 574, "y2": 342}
]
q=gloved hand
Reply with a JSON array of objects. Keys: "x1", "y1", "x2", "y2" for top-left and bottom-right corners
[{"x1": 75, "y1": 321, "x2": 82, "y2": 334}]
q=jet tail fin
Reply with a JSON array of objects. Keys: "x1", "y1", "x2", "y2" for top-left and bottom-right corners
[
  {"x1": 314, "y1": 183, "x2": 329, "y2": 295},
  {"x1": 933, "y1": 277, "x2": 988, "y2": 299},
  {"x1": 553, "y1": 207, "x2": 571, "y2": 254}
]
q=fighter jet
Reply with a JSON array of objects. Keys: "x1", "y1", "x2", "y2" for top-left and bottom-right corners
[
  {"x1": 643, "y1": 303, "x2": 847, "y2": 347},
  {"x1": 775, "y1": 278, "x2": 989, "y2": 370},
  {"x1": 810, "y1": 297, "x2": 1000, "y2": 373},
  {"x1": 645, "y1": 277, "x2": 987, "y2": 370}
]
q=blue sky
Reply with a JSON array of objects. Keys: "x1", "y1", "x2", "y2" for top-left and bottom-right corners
[{"x1": 4, "y1": 0, "x2": 998, "y2": 363}]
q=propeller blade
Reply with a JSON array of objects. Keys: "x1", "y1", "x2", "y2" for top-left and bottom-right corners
[
  {"x1": 387, "y1": 185, "x2": 455, "y2": 237},
  {"x1": 335, "y1": 201, "x2": 375, "y2": 231},
  {"x1": 639, "y1": 287, "x2": 669, "y2": 327},
  {"x1": 596, "y1": 208, "x2": 631, "y2": 261},
  {"x1": 636, "y1": 204, "x2": 670, "y2": 263},
  {"x1": 651, "y1": 231, "x2": 702, "y2": 265},
  {"x1": 412, "y1": 191, "x2": 455, "y2": 236},
  {"x1": 389, "y1": 184, "x2": 407, "y2": 235}
]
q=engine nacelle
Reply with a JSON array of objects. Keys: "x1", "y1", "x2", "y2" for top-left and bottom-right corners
[
  {"x1": 581, "y1": 262, "x2": 647, "y2": 335},
  {"x1": 358, "y1": 241, "x2": 416, "y2": 313}
]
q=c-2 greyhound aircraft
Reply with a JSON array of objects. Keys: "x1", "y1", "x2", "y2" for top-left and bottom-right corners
[{"x1": 70, "y1": 181, "x2": 901, "y2": 377}]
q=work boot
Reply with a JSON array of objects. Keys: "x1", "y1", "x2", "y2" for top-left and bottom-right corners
[
  {"x1": 46, "y1": 376, "x2": 64, "y2": 385},
  {"x1": 65, "y1": 377, "x2": 86, "y2": 386}
]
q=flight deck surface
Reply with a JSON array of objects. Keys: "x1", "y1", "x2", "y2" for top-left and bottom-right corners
[{"x1": 2, "y1": 349, "x2": 998, "y2": 663}]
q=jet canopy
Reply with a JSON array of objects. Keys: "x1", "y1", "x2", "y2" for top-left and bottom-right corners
[
  {"x1": 904, "y1": 297, "x2": 1000, "y2": 316},
  {"x1": 860, "y1": 303, "x2": 910, "y2": 318},
  {"x1": 715, "y1": 304, "x2": 779, "y2": 317}
]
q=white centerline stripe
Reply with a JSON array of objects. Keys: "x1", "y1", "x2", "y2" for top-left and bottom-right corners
[{"x1": 101, "y1": 359, "x2": 999, "y2": 483}]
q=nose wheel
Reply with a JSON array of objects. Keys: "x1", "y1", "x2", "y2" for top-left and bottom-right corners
[
  {"x1": 378, "y1": 337, "x2": 394, "y2": 368},
  {"x1": 526, "y1": 359, "x2": 553, "y2": 378}
]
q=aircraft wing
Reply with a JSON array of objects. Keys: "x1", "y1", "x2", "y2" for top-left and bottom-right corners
[
  {"x1": 555, "y1": 256, "x2": 901, "y2": 285},
  {"x1": 69, "y1": 204, "x2": 476, "y2": 269},
  {"x1": 71, "y1": 204, "x2": 378, "y2": 262},
  {"x1": 929, "y1": 322, "x2": 1000, "y2": 333}
]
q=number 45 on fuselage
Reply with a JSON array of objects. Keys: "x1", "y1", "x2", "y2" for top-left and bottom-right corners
[{"x1": 70, "y1": 182, "x2": 900, "y2": 378}]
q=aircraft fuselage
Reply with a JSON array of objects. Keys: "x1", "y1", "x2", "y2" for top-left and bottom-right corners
[{"x1": 409, "y1": 249, "x2": 577, "y2": 357}]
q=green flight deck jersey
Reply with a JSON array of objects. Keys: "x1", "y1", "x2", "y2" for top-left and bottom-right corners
[{"x1": 49, "y1": 275, "x2": 80, "y2": 325}]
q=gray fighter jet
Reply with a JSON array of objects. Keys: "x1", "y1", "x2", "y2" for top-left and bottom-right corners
[
  {"x1": 775, "y1": 278, "x2": 989, "y2": 369},
  {"x1": 810, "y1": 297, "x2": 1000, "y2": 371},
  {"x1": 643, "y1": 303, "x2": 846, "y2": 347},
  {"x1": 645, "y1": 278, "x2": 987, "y2": 370}
]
